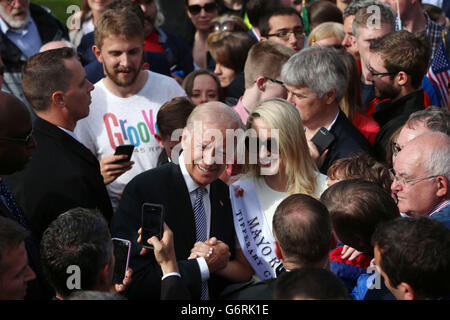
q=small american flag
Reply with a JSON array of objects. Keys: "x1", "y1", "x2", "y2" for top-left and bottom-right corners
[{"x1": 427, "y1": 41, "x2": 450, "y2": 107}]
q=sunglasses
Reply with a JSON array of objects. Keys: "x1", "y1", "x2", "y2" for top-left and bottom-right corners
[
  {"x1": 244, "y1": 136, "x2": 278, "y2": 155},
  {"x1": 209, "y1": 20, "x2": 242, "y2": 33},
  {"x1": 187, "y1": 2, "x2": 218, "y2": 15}
]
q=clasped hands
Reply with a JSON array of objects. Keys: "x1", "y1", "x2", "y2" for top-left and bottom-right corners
[{"x1": 188, "y1": 237, "x2": 231, "y2": 274}]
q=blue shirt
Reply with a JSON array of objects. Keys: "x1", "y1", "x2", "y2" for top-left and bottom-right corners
[{"x1": 0, "y1": 15, "x2": 42, "y2": 58}]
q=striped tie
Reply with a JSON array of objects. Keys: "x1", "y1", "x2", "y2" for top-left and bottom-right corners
[{"x1": 194, "y1": 187, "x2": 209, "y2": 300}]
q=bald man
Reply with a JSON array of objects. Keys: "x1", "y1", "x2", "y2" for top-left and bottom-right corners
[
  {"x1": 391, "y1": 132, "x2": 450, "y2": 227},
  {"x1": 0, "y1": 92, "x2": 54, "y2": 300}
]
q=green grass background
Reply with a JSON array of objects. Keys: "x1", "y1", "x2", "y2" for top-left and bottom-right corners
[{"x1": 33, "y1": 0, "x2": 82, "y2": 26}]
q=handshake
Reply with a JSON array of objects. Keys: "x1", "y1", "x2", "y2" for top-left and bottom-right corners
[
  {"x1": 188, "y1": 237, "x2": 231, "y2": 274},
  {"x1": 138, "y1": 224, "x2": 231, "y2": 275}
]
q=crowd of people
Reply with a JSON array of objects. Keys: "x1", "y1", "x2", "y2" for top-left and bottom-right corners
[{"x1": 0, "y1": 0, "x2": 449, "y2": 301}]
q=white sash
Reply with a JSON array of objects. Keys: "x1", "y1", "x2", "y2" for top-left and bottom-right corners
[{"x1": 230, "y1": 178, "x2": 282, "y2": 280}]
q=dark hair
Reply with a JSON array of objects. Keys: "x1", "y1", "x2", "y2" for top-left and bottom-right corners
[
  {"x1": 307, "y1": 0, "x2": 343, "y2": 30},
  {"x1": 246, "y1": 0, "x2": 280, "y2": 27},
  {"x1": 40, "y1": 208, "x2": 112, "y2": 298},
  {"x1": 67, "y1": 290, "x2": 126, "y2": 300},
  {"x1": 21, "y1": 47, "x2": 76, "y2": 112},
  {"x1": 327, "y1": 152, "x2": 393, "y2": 193},
  {"x1": 372, "y1": 217, "x2": 450, "y2": 299},
  {"x1": 274, "y1": 267, "x2": 349, "y2": 300},
  {"x1": 182, "y1": 69, "x2": 224, "y2": 102},
  {"x1": 0, "y1": 217, "x2": 29, "y2": 273},
  {"x1": 259, "y1": 6, "x2": 303, "y2": 37},
  {"x1": 207, "y1": 31, "x2": 257, "y2": 73},
  {"x1": 272, "y1": 194, "x2": 332, "y2": 267},
  {"x1": 369, "y1": 30, "x2": 431, "y2": 89},
  {"x1": 156, "y1": 97, "x2": 196, "y2": 139},
  {"x1": 320, "y1": 179, "x2": 400, "y2": 253},
  {"x1": 406, "y1": 107, "x2": 450, "y2": 136}
]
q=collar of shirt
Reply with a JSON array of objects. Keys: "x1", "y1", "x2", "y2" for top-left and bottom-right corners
[
  {"x1": 57, "y1": 126, "x2": 80, "y2": 142},
  {"x1": 0, "y1": 15, "x2": 42, "y2": 58},
  {"x1": 327, "y1": 108, "x2": 340, "y2": 131},
  {"x1": 428, "y1": 199, "x2": 450, "y2": 217},
  {"x1": 178, "y1": 152, "x2": 211, "y2": 195}
]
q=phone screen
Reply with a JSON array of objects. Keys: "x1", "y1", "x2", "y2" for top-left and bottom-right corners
[
  {"x1": 141, "y1": 203, "x2": 164, "y2": 249},
  {"x1": 114, "y1": 144, "x2": 135, "y2": 163},
  {"x1": 112, "y1": 238, "x2": 131, "y2": 284}
]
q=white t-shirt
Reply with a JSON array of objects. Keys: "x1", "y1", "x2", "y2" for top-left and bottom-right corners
[
  {"x1": 253, "y1": 172, "x2": 328, "y2": 234},
  {"x1": 75, "y1": 70, "x2": 186, "y2": 208}
]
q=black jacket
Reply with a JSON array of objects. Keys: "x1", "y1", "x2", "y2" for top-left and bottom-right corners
[
  {"x1": 4, "y1": 117, "x2": 113, "y2": 244},
  {"x1": 372, "y1": 89, "x2": 425, "y2": 162},
  {"x1": 111, "y1": 162, "x2": 236, "y2": 300},
  {"x1": 0, "y1": 3, "x2": 68, "y2": 110}
]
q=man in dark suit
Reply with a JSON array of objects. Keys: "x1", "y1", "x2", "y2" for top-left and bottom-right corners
[
  {"x1": 4, "y1": 48, "x2": 113, "y2": 245},
  {"x1": 111, "y1": 101, "x2": 243, "y2": 300},
  {"x1": 221, "y1": 194, "x2": 335, "y2": 300},
  {"x1": 0, "y1": 92, "x2": 54, "y2": 300},
  {"x1": 281, "y1": 46, "x2": 373, "y2": 174}
]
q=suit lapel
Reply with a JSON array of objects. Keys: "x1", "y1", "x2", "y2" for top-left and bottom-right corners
[{"x1": 169, "y1": 164, "x2": 197, "y2": 251}]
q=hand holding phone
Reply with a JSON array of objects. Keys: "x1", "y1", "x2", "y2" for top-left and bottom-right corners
[
  {"x1": 114, "y1": 144, "x2": 135, "y2": 163},
  {"x1": 111, "y1": 238, "x2": 131, "y2": 284},
  {"x1": 141, "y1": 203, "x2": 165, "y2": 250},
  {"x1": 310, "y1": 127, "x2": 335, "y2": 155}
]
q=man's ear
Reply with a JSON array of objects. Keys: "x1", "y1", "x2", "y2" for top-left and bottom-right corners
[
  {"x1": 396, "y1": 71, "x2": 409, "y2": 86},
  {"x1": 51, "y1": 91, "x2": 65, "y2": 108},
  {"x1": 154, "y1": 133, "x2": 165, "y2": 149},
  {"x1": 398, "y1": 282, "x2": 415, "y2": 300},
  {"x1": 324, "y1": 88, "x2": 337, "y2": 105},
  {"x1": 274, "y1": 241, "x2": 283, "y2": 260},
  {"x1": 255, "y1": 76, "x2": 266, "y2": 91},
  {"x1": 435, "y1": 176, "x2": 448, "y2": 198},
  {"x1": 97, "y1": 263, "x2": 113, "y2": 291},
  {"x1": 92, "y1": 45, "x2": 103, "y2": 63}
]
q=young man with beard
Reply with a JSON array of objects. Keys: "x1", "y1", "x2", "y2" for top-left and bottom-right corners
[
  {"x1": 74, "y1": 7, "x2": 186, "y2": 209},
  {"x1": 367, "y1": 30, "x2": 431, "y2": 161}
]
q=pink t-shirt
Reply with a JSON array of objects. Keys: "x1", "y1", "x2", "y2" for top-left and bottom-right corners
[{"x1": 232, "y1": 97, "x2": 249, "y2": 125}]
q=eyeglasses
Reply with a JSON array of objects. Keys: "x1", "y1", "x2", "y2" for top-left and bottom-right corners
[
  {"x1": 265, "y1": 28, "x2": 305, "y2": 41},
  {"x1": 209, "y1": 20, "x2": 242, "y2": 33},
  {"x1": 187, "y1": 2, "x2": 218, "y2": 15},
  {"x1": 389, "y1": 168, "x2": 438, "y2": 187},
  {"x1": 391, "y1": 142, "x2": 402, "y2": 157},
  {"x1": 265, "y1": 77, "x2": 285, "y2": 87},
  {"x1": 367, "y1": 64, "x2": 397, "y2": 77},
  {"x1": 245, "y1": 136, "x2": 278, "y2": 155},
  {"x1": 0, "y1": 130, "x2": 33, "y2": 145}
]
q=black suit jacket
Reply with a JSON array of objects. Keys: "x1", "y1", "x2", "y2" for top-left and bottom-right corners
[
  {"x1": 220, "y1": 278, "x2": 276, "y2": 300},
  {"x1": 4, "y1": 117, "x2": 113, "y2": 244},
  {"x1": 372, "y1": 90, "x2": 425, "y2": 162},
  {"x1": 111, "y1": 162, "x2": 235, "y2": 300},
  {"x1": 320, "y1": 110, "x2": 374, "y2": 174},
  {"x1": 0, "y1": 196, "x2": 54, "y2": 300},
  {"x1": 161, "y1": 275, "x2": 190, "y2": 300}
]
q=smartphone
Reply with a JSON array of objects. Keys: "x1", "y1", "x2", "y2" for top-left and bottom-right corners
[
  {"x1": 311, "y1": 127, "x2": 335, "y2": 155},
  {"x1": 111, "y1": 238, "x2": 131, "y2": 284},
  {"x1": 141, "y1": 203, "x2": 165, "y2": 250},
  {"x1": 114, "y1": 144, "x2": 135, "y2": 163}
]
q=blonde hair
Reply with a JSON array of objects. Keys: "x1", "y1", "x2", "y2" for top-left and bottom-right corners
[
  {"x1": 307, "y1": 22, "x2": 345, "y2": 47},
  {"x1": 245, "y1": 98, "x2": 319, "y2": 197}
]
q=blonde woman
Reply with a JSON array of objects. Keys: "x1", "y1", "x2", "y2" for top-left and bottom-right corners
[
  {"x1": 307, "y1": 21, "x2": 345, "y2": 48},
  {"x1": 189, "y1": 98, "x2": 329, "y2": 282}
]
